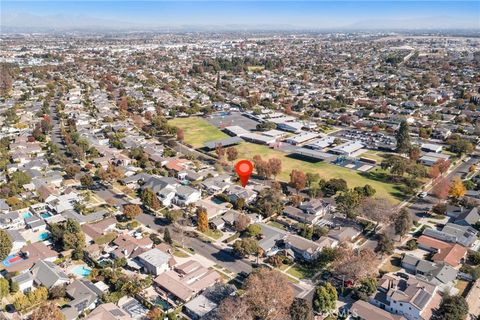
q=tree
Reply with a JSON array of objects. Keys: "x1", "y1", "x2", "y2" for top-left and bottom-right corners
[
  {"x1": 234, "y1": 214, "x2": 251, "y2": 232},
  {"x1": 31, "y1": 303, "x2": 64, "y2": 320},
  {"x1": 429, "y1": 164, "x2": 441, "y2": 179},
  {"x1": 289, "y1": 169, "x2": 306, "y2": 193},
  {"x1": 0, "y1": 278, "x2": 9, "y2": 298},
  {"x1": 394, "y1": 208, "x2": 413, "y2": 240},
  {"x1": 147, "y1": 307, "x2": 164, "y2": 320},
  {"x1": 432, "y1": 178, "x2": 450, "y2": 200},
  {"x1": 0, "y1": 229, "x2": 13, "y2": 260},
  {"x1": 313, "y1": 282, "x2": 337, "y2": 314},
  {"x1": 233, "y1": 238, "x2": 259, "y2": 257},
  {"x1": 268, "y1": 158, "x2": 282, "y2": 180},
  {"x1": 436, "y1": 295, "x2": 469, "y2": 320},
  {"x1": 245, "y1": 224, "x2": 262, "y2": 237},
  {"x1": 215, "y1": 143, "x2": 225, "y2": 160},
  {"x1": 376, "y1": 233, "x2": 394, "y2": 256},
  {"x1": 10, "y1": 170, "x2": 31, "y2": 186},
  {"x1": 336, "y1": 189, "x2": 362, "y2": 219},
  {"x1": 80, "y1": 173, "x2": 94, "y2": 188},
  {"x1": 50, "y1": 219, "x2": 85, "y2": 255},
  {"x1": 409, "y1": 146, "x2": 421, "y2": 161},
  {"x1": 255, "y1": 188, "x2": 284, "y2": 217},
  {"x1": 449, "y1": 177, "x2": 466, "y2": 198},
  {"x1": 164, "y1": 228, "x2": 172, "y2": 244},
  {"x1": 436, "y1": 159, "x2": 451, "y2": 174},
  {"x1": 141, "y1": 188, "x2": 161, "y2": 211},
  {"x1": 290, "y1": 298, "x2": 314, "y2": 320},
  {"x1": 176, "y1": 128, "x2": 184, "y2": 142},
  {"x1": 331, "y1": 246, "x2": 377, "y2": 282},
  {"x1": 65, "y1": 164, "x2": 80, "y2": 178},
  {"x1": 226, "y1": 147, "x2": 238, "y2": 162},
  {"x1": 197, "y1": 208, "x2": 209, "y2": 232},
  {"x1": 359, "y1": 197, "x2": 394, "y2": 232},
  {"x1": 123, "y1": 204, "x2": 142, "y2": 220},
  {"x1": 49, "y1": 285, "x2": 66, "y2": 299},
  {"x1": 406, "y1": 239, "x2": 418, "y2": 250},
  {"x1": 253, "y1": 155, "x2": 271, "y2": 179},
  {"x1": 396, "y1": 120, "x2": 411, "y2": 154},
  {"x1": 243, "y1": 269, "x2": 294, "y2": 320},
  {"x1": 165, "y1": 210, "x2": 182, "y2": 223},
  {"x1": 216, "y1": 296, "x2": 253, "y2": 320},
  {"x1": 321, "y1": 178, "x2": 348, "y2": 196}
]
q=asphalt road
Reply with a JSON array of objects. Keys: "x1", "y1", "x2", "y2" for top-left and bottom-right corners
[
  {"x1": 50, "y1": 103, "x2": 66, "y2": 152},
  {"x1": 136, "y1": 213, "x2": 252, "y2": 274},
  {"x1": 409, "y1": 156, "x2": 478, "y2": 217}
]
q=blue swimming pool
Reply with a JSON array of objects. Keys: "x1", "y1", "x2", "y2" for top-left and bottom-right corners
[
  {"x1": 73, "y1": 266, "x2": 92, "y2": 277},
  {"x1": 40, "y1": 212, "x2": 52, "y2": 219},
  {"x1": 153, "y1": 296, "x2": 171, "y2": 311},
  {"x1": 38, "y1": 232, "x2": 50, "y2": 241},
  {"x1": 23, "y1": 212, "x2": 32, "y2": 219}
]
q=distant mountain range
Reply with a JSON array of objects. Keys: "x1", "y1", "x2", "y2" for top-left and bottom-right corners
[{"x1": 1, "y1": 12, "x2": 479, "y2": 33}]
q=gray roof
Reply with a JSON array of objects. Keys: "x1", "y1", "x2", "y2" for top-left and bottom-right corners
[
  {"x1": 0, "y1": 199, "x2": 10, "y2": 211},
  {"x1": 204, "y1": 137, "x2": 243, "y2": 150},
  {"x1": 136, "y1": 248, "x2": 170, "y2": 267},
  {"x1": 455, "y1": 207, "x2": 479, "y2": 226},
  {"x1": 61, "y1": 209, "x2": 105, "y2": 224},
  {"x1": 6, "y1": 229, "x2": 26, "y2": 243},
  {"x1": 11, "y1": 272, "x2": 33, "y2": 285},
  {"x1": 30, "y1": 260, "x2": 70, "y2": 288}
]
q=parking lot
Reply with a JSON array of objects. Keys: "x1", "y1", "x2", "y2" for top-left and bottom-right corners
[
  {"x1": 207, "y1": 112, "x2": 259, "y2": 131},
  {"x1": 332, "y1": 157, "x2": 375, "y2": 172}
]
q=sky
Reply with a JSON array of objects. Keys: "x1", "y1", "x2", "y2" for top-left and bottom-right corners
[{"x1": 1, "y1": 1, "x2": 480, "y2": 30}]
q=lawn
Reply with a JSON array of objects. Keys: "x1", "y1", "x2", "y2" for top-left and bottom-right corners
[
  {"x1": 286, "y1": 264, "x2": 317, "y2": 280},
  {"x1": 170, "y1": 118, "x2": 403, "y2": 203},
  {"x1": 234, "y1": 142, "x2": 402, "y2": 203},
  {"x1": 203, "y1": 229, "x2": 224, "y2": 240},
  {"x1": 169, "y1": 117, "x2": 229, "y2": 148},
  {"x1": 380, "y1": 254, "x2": 402, "y2": 273},
  {"x1": 267, "y1": 221, "x2": 287, "y2": 231}
]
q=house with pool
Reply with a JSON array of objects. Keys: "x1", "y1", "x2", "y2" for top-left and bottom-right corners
[{"x1": 2, "y1": 242, "x2": 57, "y2": 274}]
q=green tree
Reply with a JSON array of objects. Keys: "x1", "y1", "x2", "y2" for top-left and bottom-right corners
[
  {"x1": 0, "y1": 230, "x2": 12, "y2": 260},
  {"x1": 290, "y1": 298, "x2": 314, "y2": 320},
  {"x1": 394, "y1": 208, "x2": 413, "y2": 240},
  {"x1": 164, "y1": 228, "x2": 173, "y2": 244},
  {"x1": 165, "y1": 210, "x2": 182, "y2": 223},
  {"x1": 80, "y1": 173, "x2": 94, "y2": 188},
  {"x1": 232, "y1": 238, "x2": 259, "y2": 257},
  {"x1": 396, "y1": 120, "x2": 411, "y2": 154},
  {"x1": 336, "y1": 189, "x2": 362, "y2": 219},
  {"x1": 141, "y1": 188, "x2": 161, "y2": 211},
  {"x1": 245, "y1": 224, "x2": 262, "y2": 237},
  {"x1": 313, "y1": 282, "x2": 337, "y2": 314},
  {"x1": 0, "y1": 278, "x2": 10, "y2": 298},
  {"x1": 436, "y1": 295, "x2": 469, "y2": 320},
  {"x1": 376, "y1": 233, "x2": 394, "y2": 256},
  {"x1": 255, "y1": 188, "x2": 284, "y2": 217},
  {"x1": 10, "y1": 170, "x2": 31, "y2": 186}
]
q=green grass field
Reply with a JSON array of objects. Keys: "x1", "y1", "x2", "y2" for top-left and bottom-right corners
[
  {"x1": 169, "y1": 117, "x2": 229, "y2": 148},
  {"x1": 169, "y1": 117, "x2": 403, "y2": 203}
]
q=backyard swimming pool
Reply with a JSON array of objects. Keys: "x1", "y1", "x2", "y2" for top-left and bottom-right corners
[
  {"x1": 40, "y1": 212, "x2": 53, "y2": 219},
  {"x1": 73, "y1": 265, "x2": 92, "y2": 277},
  {"x1": 38, "y1": 232, "x2": 50, "y2": 241},
  {"x1": 153, "y1": 296, "x2": 171, "y2": 311},
  {"x1": 23, "y1": 212, "x2": 32, "y2": 219}
]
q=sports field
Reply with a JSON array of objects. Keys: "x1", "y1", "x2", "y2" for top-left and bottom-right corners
[
  {"x1": 169, "y1": 117, "x2": 403, "y2": 203},
  {"x1": 169, "y1": 117, "x2": 229, "y2": 148}
]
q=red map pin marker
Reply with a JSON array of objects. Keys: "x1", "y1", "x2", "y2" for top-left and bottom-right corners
[{"x1": 235, "y1": 160, "x2": 254, "y2": 187}]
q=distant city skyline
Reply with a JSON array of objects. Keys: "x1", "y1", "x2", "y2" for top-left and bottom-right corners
[{"x1": 1, "y1": 1, "x2": 479, "y2": 31}]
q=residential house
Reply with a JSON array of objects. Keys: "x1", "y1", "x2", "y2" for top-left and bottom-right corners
[
  {"x1": 142, "y1": 176, "x2": 179, "y2": 206},
  {"x1": 11, "y1": 272, "x2": 34, "y2": 293},
  {"x1": 371, "y1": 273, "x2": 442, "y2": 320},
  {"x1": 282, "y1": 234, "x2": 337, "y2": 262},
  {"x1": 174, "y1": 185, "x2": 201, "y2": 206},
  {"x1": 4, "y1": 242, "x2": 57, "y2": 273},
  {"x1": 85, "y1": 303, "x2": 130, "y2": 320},
  {"x1": 30, "y1": 260, "x2": 70, "y2": 289},
  {"x1": 62, "y1": 279, "x2": 103, "y2": 320},
  {"x1": 135, "y1": 248, "x2": 174, "y2": 276},
  {"x1": 423, "y1": 223, "x2": 478, "y2": 247},
  {"x1": 111, "y1": 234, "x2": 153, "y2": 260},
  {"x1": 225, "y1": 185, "x2": 257, "y2": 203},
  {"x1": 154, "y1": 260, "x2": 220, "y2": 303},
  {"x1": 6, "y1": 229, "x2": 27, "y2": 253},
  {"x1": 0, "y1": 199, "x2": 10, "y2": 213},
  {"x1": 0, "y1": 211, "x2": 24, "y2": 229},
  {"x1": 401, "y1": 254, "x2": 457, "y2": 290},
  {"x1": 350, "y1": 300, "x2": 406, "y2": 320}
]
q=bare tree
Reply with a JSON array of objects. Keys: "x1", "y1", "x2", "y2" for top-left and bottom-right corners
[
  {"x1": 331, "y1": 245, "x2": 378, "y2": 282},
  {"x1": 359, "y1": 197, "x2": 396, "y2": 232},
  {"x1": 244, "y1": 269, "x2": 294, "y2": 320}
]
